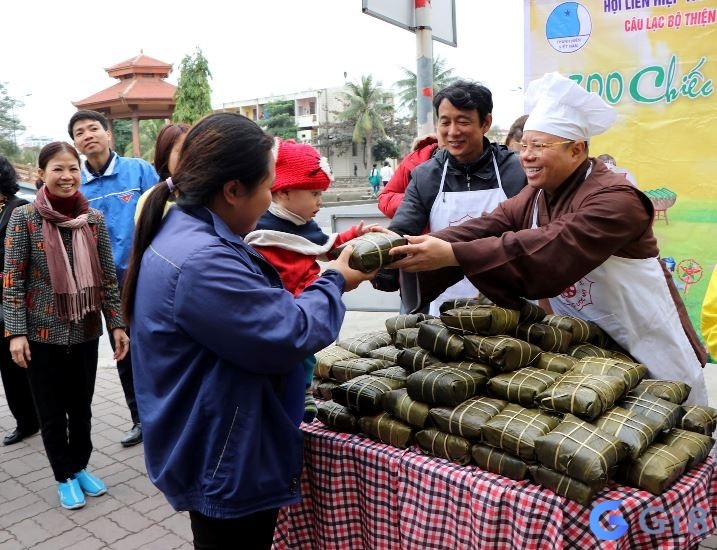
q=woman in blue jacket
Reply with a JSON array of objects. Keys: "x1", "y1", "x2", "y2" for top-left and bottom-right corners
[{"x1": 122, "y1": 112, "x2": 372, "y2": 549}]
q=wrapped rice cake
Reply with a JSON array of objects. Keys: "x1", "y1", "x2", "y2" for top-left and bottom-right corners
[
  {"x1": 487, "y1": 368, "x2": 562, "y2": 408},
  {"x1": 472, "y1": 444, "x2": 530, "y2": 481},
  {"x1": 519, "y1": 301, "x2": 547, "y2": 324},
  {"x1": 515, "y1": 322, "x2": 572, "y2": 353},
  {"x1": 371, "y1": 366, "x2": 409, "y2": 383},
  {"x1": 621, "y1": 391, "x2": 683, "y2": 432},
  {"x1": 592, "y1": 406, "x2": 662, "y2": 460},
  {"x1": 317, "y1": 401, "x2": 359, "y2": 433},
  {"x1": 571, "y1": 357, "x2": 647, "y2": 391},
  {"x1": 385, "y1": 313, "x2": 435, "y2": 336},
  {"x1": 382, "y1": 388, "x2": 431, "y2": 428},
  {"x1": 415, "y1": 428, "x2": 472, "y2": 465},
  {"x1": 440, "y1": 305, "x2": 520, "y2": 336},
  {"x1": 331, "y1": 357, "x2": 393, "y2": 382},
  {"x1": 481, "y1": 404, "x2": 560, "y2": 462},
  {"x1": 416, "y1": 323, "x2": 465, "y2": 360},
  {"x1": 633, "y1": 379, "x2": 691, "y2": 405},
  {"x1": 429, "y1": 397, "x2": 508, "y2": 439},
  {"x1": 679, "y1": 405, "x2": 717, "y2": 435},
  {"x1": 660, "y1": 429, "x2": 715, "y2": 470},
  {"x1": 394, "y1": 328, "x2": 420, "y2": 349},
  {"x1": 315, "y1": 345, "x2": 360, "y2": 379},
  {"x1": 406, "y1": 366, "x2": 486, "y2": 406},
  {"x1": 396, "y1": 347, "x2": 445, "y2": 373},
  {"x1": 534, "y1": 414, "x2": 626, "y2": 486},
  {"x1": 359, "y1": 412, "x2": 413, "y2": 449},
  {"x1": 315, "y1": 380, "x2": 339, "y2": 401},
  {"x1": 534, "y1": 352, "x2": 577, "y2": 374},
  {"x1": 567, "y1": 343, "x2": 613, "y2": 360},
  {"x1": 438, "y1": 298, "x2": 483, "y2": 313},
  {"x1": 332, "y1": 375, "x2": 405, "y2": 415},
  {"x1": 622, "y1": 443, "x2": 690, "y2": 495},
  {"x1": 542, "y1": 315, "x2": 596, "y2": 344},
  {"x1": 330, "y1": 233, "x2": 407, "y2": 272},
  {"x1": 535, "y1": 374, "x2": 626, "y2": 421},
  {"x1": 445, "y1": 360, "x2": 495, "y2": 378},
  {"x1": 463, "y1": 335, "x2": 542, "y2": 372},
  {"x1": 338, "y1": 331, "x2": 393, "y2": 357},
  {"x1": 368, "y1": 345, "x2": 404, "y2": 363},
  {"x1": 530, "y1": 466, "x2": 602, "y2": 506}
]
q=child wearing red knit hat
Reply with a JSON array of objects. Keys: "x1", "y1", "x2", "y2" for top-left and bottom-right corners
[{"x1": 245, "y1": 138, "x2": 380, "y2": 422}]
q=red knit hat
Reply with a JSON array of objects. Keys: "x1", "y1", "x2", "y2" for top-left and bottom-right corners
[{"x1": 272, "y1": 138, "x2": 334, "y2": 192}]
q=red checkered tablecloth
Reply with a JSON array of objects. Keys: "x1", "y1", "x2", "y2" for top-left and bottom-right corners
[{"x1": 272, "y1": 421, "x2": 717, "y2": 549}]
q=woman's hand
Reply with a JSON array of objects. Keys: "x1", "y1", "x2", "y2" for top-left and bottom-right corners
[
  {"x1": 388, "y1": 235, "x2": 459, "y2": 272},
  {"x1": 325, "y1": 245, "x2": 378, "y2": 292},
  {"x1": 112, "y1": 328, "x2": 130, "y2": 361},
  {"x1": 9, "y1": 336, "x2": 31, "y2": 368}
]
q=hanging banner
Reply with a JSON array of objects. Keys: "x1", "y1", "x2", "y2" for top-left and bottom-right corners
[{"x1": 524, "y1": 0, "x2": 717, "y2": 335}]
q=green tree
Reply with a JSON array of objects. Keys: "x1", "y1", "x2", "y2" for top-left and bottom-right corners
[
  {"x1": 394, "y1": 56, "x2": 459, "y2": 127},
  {"x1": 0, "y1": 83, "x2": 26, "y2": 158},
  {"x1": 339, "y1": 75, "x2": 392, "y2": 168},
  {"x1": 112, "y1": 119, "x2": 132, "y2": 157},
  {"x1": 173, "y1": 48, "x2": 212, "y2": 125},
  {"x1": 371, "y1": 138, "x2": 400, "y2": 162},
  {"x1": 122, "y1": 119, "x2": 165, "y2": 160},
  {"x1": 260, "y1": 100, "x2": 297, "y2": 140}
]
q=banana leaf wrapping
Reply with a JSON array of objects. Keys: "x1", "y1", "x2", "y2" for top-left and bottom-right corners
[
  {"x1": 385, "y1": 314, "x2": 435, "y2": 336},
  {"x1": 315, "y1": 345, "x2": 360, "y2": 379},
  {"x1": 534, "y1": 414, "x2": 626, "y2": 486},
  {"x1": 515, "y1": 323, "x2": 572, "y2": 353},
  {"x1": 660, "y1": 429, "x2": 715, "y2": 470},
  {"x1": 445, "y1": 361, "x2": 495, "y2": 378},
  {"x1": 632, "y1": 379, "x2": 691, "y2": 405},
  {"x1": 520, "y1": 301, "x2": 547, "y2": 323},
  {"x1": 332, "y1": 375, "x2": 405, "y2": 415},
  {"x1": 592, "y1": 406, "x2": 663, "y2": 460},
  {"x1": 382, "y1": 388, "x2": 431, "y2": 428},
  {"x1": 415, "y1": 428, "x2": 473, "y2": 465},
  {"x1": 472, "y1": 444, "x2": 530, "y2": 481},
  {"x1": 535, "y1": 374, "x2": 626, "y2": 421},
  {"x1": 407, "y1": 366, "x2": 487, "y2": 406},
  {"x1": 394, "y1": 328, "x2": 420, "y2": 349},
  {"x1": 330, "y1": 233, "x2": 408, "y2": 272},
  {"x1": 679, "y1": 405, "x2": 717, "y2": 435},
  {"x1": 571, "y1": 357, "x2": 648, "y2": 391},
  {"x1": 371, "y1": 366, "x2": 409, "y2": 383},
  {"x1": 416, "y1": 323, "x2": 465, "y2": 360},
  {"x1": 610, "y1": 350, "x2": 636, "y2": 363},
  {"x1": 487, "y1": 368, "x2": 563, "y2": 407},
  {"x1": 542, "y1": 315, "x2": 597, "y2": 344},
  {"x1": 396, "y1": 347, "x2": 445, "y2": 373},
  {"x1": 534, "y1": 352, "x2": 577, "y2": 374},
  {"x1": 481, "y1": 404, "x2": 561, "y2": 462},
  {"x1": 567, "y1": 343, "x2": 613, "y2": 360},
  {"x1": 315, "y1": 380, "x2": 339, "y2": 401},
  {"x1": 317, "y1": 401, "x2": 359, "y2": 433},
  {"x1": 463, "y1": 335, "x2": 542, "y2": 372},
  {"x1": 368, "y1": 345, "x2": 404, "y2": 363},
  {"x1": 440, "y1": 305, "x2": 521, "y2": 336},
  {"x1": 358, "y1": 412, "x2": 413, "y2": 449},
  {"x1": 430, "y1": 397, "x2": 508, "y2": 439},
  {"x1": 621, "y1": 443, "x2": 690, "y2": 495},
  {"x1": 530, "y1": 466, "x2": 602, "y2": 506},
  {"x1": 338, "y1": 331, "x2": 393, "y2": 357},
  {"x1": 587, "y1": 323, "x2": 612, "y2": 348},
  {"x1": 331, "y1": 358, "x2": 394, "y2": 382},
  {"x1": 439, "y1": 298, "x2": 483, "y2": 313},
  {"x1": 620, "y1": 391, "x2": 683, "y2": 432}
]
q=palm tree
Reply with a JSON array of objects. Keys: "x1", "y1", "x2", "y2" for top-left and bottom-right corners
[
  {"x1": 394, "y1": 56, "x2": 459, "y2": 126},
  {"x1": 340, "y1": 75, "x2": 393, "y2": 168}
]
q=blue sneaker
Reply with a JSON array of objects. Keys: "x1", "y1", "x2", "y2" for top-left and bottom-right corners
[
  {"x1": 73, "y1": 469, "x2": 107, "y2": 497},
  {"x1": 58, "y1": 478, "x2": 86, "y2": 509}
]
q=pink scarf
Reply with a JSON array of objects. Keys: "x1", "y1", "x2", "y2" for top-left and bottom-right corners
[{"x1": 33, "y1": 187, "x2": 103, "y2": 322}]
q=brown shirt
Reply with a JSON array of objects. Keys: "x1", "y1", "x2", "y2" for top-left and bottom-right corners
[{"x1": 420, "y1": 158, "x2": 706, "y2": 364}]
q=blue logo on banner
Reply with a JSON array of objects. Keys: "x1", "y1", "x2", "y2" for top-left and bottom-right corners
[
  {"x1": 546, "y1": 2, "x2": 592, "y2": 53},
  {"x1": 590, "y1": 500, "x2": 628, "y2": 540}
]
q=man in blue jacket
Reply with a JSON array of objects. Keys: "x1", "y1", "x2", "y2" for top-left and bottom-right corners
[{"x1": 69, "y1": 110, "x2": 158, "y2": 447}]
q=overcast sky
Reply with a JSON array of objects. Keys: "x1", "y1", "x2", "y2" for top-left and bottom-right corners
[{"x1": 2, "y1": 1, "x2": 524, "y2": 143}]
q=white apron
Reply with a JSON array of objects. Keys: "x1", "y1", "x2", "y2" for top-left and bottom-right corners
[
  {"x1": 530, "y1": 172, "x2": 708, "y2": 405},
  {"x1": 428, "y1": 153, "x2": 507, "y2": 316}
]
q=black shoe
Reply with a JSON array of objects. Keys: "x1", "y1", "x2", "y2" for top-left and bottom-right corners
[
  {"x1": 3, "y1": 426, "x2": 39, "y2": 446},
  {"x1": 120, "y1": 423, "x2": 143, "y2": 447}
]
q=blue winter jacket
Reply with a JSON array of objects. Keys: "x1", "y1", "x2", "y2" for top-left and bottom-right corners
[
  {"x1": 130, "y1": 205, "x2": 346, "y2": 519},
  {"x1": 80, "y1": 153, "x2": 158, "y2": 285}
]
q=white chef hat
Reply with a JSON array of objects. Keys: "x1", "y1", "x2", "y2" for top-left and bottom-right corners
[{"x1": 523, "y1": 72, "x2": 616, "y2": 140}]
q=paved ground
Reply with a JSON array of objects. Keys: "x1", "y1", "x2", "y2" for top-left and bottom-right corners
[{"x1": 1, "y1": 311, "x2": 716, "y2": 549}]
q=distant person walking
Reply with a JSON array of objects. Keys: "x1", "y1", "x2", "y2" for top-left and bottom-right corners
[
  {"x1": 380, "y1": 161, "x2": 394, "y2": 188},
  {"x1": 368, "y1": 163, "x2": 381, "y2": 197}
]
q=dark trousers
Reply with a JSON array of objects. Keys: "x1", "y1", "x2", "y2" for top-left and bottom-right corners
[
  {"x1": 25, "y1": 340, "x2": 99, "y2": 482},
  {"x1": 109, "y1": 329, "x2": 139, "y2": 425},
  {"x1": 0, "y1": 336, "x2": 39, "y2": 434},
  {"x1": 189, "y1": 509, "x2": 279, "y2": 550}
]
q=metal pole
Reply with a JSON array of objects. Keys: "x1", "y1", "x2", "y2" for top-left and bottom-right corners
[{"x1": 415, "y1": 0, "x2": 435, "y2": 137}]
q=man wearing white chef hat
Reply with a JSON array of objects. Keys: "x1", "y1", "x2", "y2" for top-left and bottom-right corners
[{"x1": 388, "y1": 72, "x2": 709, "y2": 405}]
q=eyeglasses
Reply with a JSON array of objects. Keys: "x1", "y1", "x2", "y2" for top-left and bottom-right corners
[{"x1": 519, "y1": 140, "x2": 574, "y2": 156}]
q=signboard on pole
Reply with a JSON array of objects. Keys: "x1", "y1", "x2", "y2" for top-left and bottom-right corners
[{"x1": 362, "y1": 0, "x2": 458, "y2": 46}]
